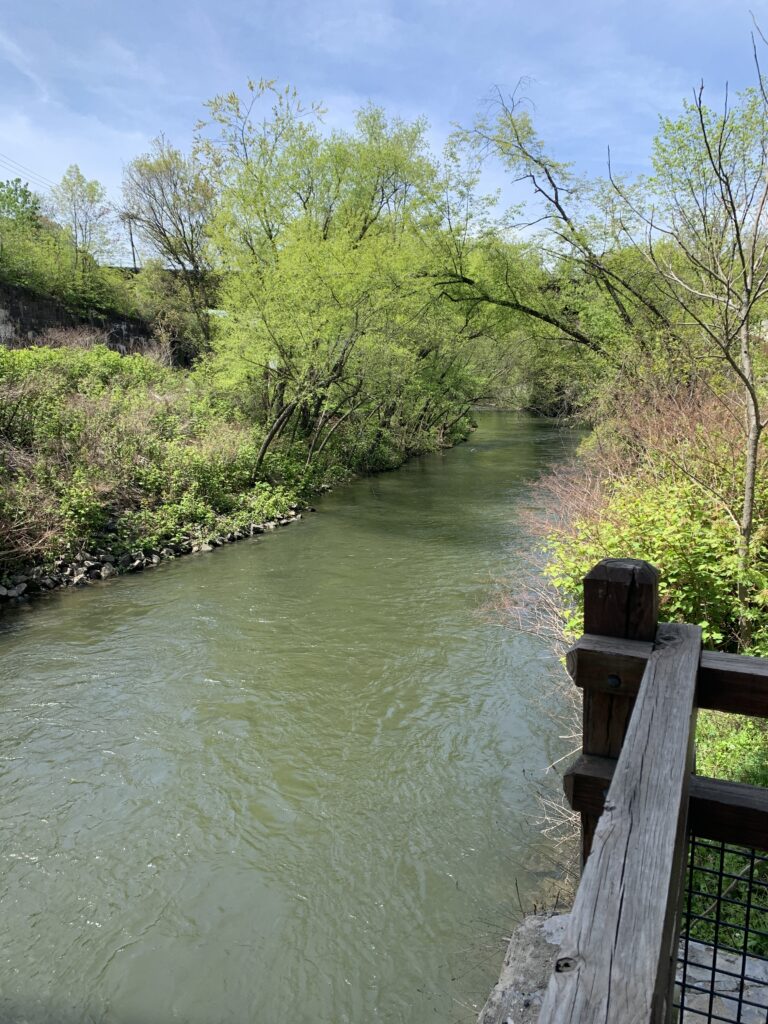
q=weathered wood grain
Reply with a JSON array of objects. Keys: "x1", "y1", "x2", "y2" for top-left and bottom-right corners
[
  {"x1": 567, "y1": 634, "x2": 655, "y2": 697},
  {"x1": 566, "y1": 755, "x2": 768, "y2": 851},
  {"x1": 539, "y1": 623, "x2": 701, "y2": 1024},
  {"x1": 581, "y1": 689, "x2": 635, "y2": 759},
  {"x1": 688, "y1": 775, "x2": 768, "y2": 849},
  {"x1": 699, "y1": 649, "x2": 768, "y2": 716}
]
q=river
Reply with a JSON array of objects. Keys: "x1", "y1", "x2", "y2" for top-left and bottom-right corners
[{"x1": 0, "y1": 412, "x2": 577, "y2": 1024}]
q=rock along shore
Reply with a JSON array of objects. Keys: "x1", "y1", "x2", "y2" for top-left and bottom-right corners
[{"x1": 0, "y1": 504, "x2": 313, "y2": 612}]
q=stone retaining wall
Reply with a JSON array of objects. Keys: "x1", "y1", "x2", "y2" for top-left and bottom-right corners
[
  {"x1": 0, "y1": 281, "x2": 151, "y2": 351},
  {"x1": 477, "y1": 913, "x2": 568, "y2": 1024}
]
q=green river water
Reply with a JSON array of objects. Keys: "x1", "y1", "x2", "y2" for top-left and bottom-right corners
[{"x1": 0, "y1": 412, "x2": 576, "y2": 1024}]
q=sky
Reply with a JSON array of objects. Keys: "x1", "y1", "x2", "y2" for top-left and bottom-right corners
[{"x1": 0, "y1": 0, "x2": 766, "y2": 207}]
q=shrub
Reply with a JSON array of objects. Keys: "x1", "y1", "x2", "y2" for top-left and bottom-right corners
[
  {"x1": 542, "y1": 432, "x2": 768, "y2": 785},
  {"x1": 0, "y1": 346, "x2": 299, "y2": 570}
]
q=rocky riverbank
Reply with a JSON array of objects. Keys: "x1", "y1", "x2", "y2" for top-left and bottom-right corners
[{"x1": 0, "y1": 505, "x2": 310, "y2": 611}]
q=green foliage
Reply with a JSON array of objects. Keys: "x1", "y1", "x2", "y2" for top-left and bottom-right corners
[
  {"x1": 58, "y1": 471, "x2": 106, "y2": 542},
  {"x1": 544, "y1": 456, "x2": 768, "y2": 784},
  {"x1": 459, "y1": 79, "x2": 768, "y2": 792},
  {"x1": 0, "y1": 176, "x2": 136, "y2": 317},
  {"x1": 122, "y1": 137, "x2": 216, "y2": 357},
  {"x1": 50, "y1": 164, "x2": 114, "y2": 261},
  {"x1": 0, "y1": 346, "x2": 299, "y2": 567},
  {"x1": 686, "y1": 837, "x2": 768, "y2": 958},
  {"x1": 129, "y1": 260, "x2": 209, "y2": 363},
  {"x1": 544, "y1": 474, "x2": 750, "y2": 648},
  {"x1": 232, "y1": 483, "x2": 296, "y2": 523},
  {"x1": 696, "y1": 711, "x2": 768, "y2": 788},
  {"x1": 202, "y1": 83, "x2": 508, "y2": 472},
  {"x1": 0, "y1": 178, "x2": 40, "y2": 221}
]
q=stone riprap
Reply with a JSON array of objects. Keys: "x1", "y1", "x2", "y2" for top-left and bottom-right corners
[
  {"x1": 677, "y1": 939, "x2": 768, "y2": 1022},
  {"x1": 477, "y1": 913, "x2": 570, "y2": 1024},
  {"x1": 0, "y1": 508, "x2": 307, "y2": 611}
]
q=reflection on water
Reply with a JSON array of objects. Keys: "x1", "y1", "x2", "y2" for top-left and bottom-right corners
[{"x1": 0, "y1": 413, "x2": 577, "y2": 1024}]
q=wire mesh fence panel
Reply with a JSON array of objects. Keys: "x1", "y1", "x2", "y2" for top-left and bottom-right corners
[{"x1": 675, "y1": 835, "x2": 768, "y2": 1023}]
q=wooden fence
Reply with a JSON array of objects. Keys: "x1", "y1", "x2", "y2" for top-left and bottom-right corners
[{"x1": 538, "y1": 558, "x2": 768, "y2": 1024}]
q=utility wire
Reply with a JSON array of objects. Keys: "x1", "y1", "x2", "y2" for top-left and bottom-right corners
[
  {"x1": 0, "y1": 150, "x2": 57, "y2": 186},
  {"x1": 0, "y1": 161, "x2": 52, "y2": 193},
  {"x1": 0, "y1": 150, "x2": 57, "y2": 191}
]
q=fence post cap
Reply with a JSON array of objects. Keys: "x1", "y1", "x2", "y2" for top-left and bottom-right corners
[
  {"x1": 584, "y1": 558, "x2": 659, "y2": 585},
  {"x1": 583, "y1": 558, "x2": 660, "y2": 642}
]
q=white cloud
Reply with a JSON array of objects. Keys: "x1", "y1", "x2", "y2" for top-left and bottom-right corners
[
  {"x1": 0, "y1": 27, "x2": 49, "y2": 101},
  {"x1": 0, "y1": 106, "x2": 150, "y2": 199}
]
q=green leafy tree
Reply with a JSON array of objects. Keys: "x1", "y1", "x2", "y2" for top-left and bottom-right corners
[
  {"x1": 449, "y1": 69, "x2": 768, "y2": 648},
  {"x1": 200, "y1": 81, "x2": 501, "y2": 473},
  {"x1": 614, "y1": 86, "x2": 768, "y2": 645},
  {"x1": 50, "y1": 164, "x2": 114, "y2": 264},
  {"x1": 0, "y1": 178, "x2": 41, "y2": 222},
  {"x1": 122, "y1": 136, "x2": 217, "y2": 353}
]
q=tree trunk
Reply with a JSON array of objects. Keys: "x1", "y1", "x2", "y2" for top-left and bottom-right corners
[
  {"x1": 737, "y1": 314, "x2": 762, "y2": 650},
  {"x1": 254, "y1": 401, "x2": 297, "y2": 473},
  {"x1": 312, "y1": 403, "x2": 366, "y2": 461}
]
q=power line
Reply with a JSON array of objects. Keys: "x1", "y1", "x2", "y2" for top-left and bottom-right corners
[
  {"x1": 0, "y1": 151, "x2": 57, "y2": 191},
  {"x1": 0, "y1": 150, "x2": 56, "y2": 187},
  {"x1": 0, "y1": 160, "x2": 52, "y2": 193}
]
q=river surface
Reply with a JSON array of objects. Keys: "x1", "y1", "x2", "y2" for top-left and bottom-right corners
[{"x1": 0, "y1": 412, "x2": 577, "y2": 1024}]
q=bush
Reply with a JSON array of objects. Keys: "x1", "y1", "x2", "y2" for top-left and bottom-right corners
[
  {"x1": 0, "y1": 345, "x2": 299, "y2": 571},
  {"x1": 542, "y1": 433, "x2": 768, "y2": 785},
  {"x1": 544, "y1": 475, "x2": 750, "y2": 650}
]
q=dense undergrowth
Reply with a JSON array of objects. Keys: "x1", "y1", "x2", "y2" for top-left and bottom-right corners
[
  {"x1": 539, "y1": 394, "x2": 768, "y2": 788},
  {"x1": 0, "y1": 338, "x2": 473, "y2": 580}
]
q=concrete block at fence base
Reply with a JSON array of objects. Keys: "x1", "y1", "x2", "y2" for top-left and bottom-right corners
[
  {"x1": 480, "y1": 915, "x2": 768, "y2": 1024},
  {"x1": 676, "y1": 941, "x2": 768, "y2": 1023},
  {"x1": 477, "y1": 912, "x2": 570, "y2": 1024}
]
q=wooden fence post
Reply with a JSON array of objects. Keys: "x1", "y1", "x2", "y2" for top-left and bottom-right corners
[{"x1": 567, "y1": 558, "x2": 660, "y2": 864}]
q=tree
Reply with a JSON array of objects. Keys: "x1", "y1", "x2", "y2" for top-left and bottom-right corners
[
  {"x1": 0, "y1": 178, "x2": 41, "y2": 222},
  {"x1": 199, "y1": 81, "x2": 502, "y2": 473},
  {"x1": 122, "y1": 136, "x2": 217, "y2": 352},
  {"x1": 50, "y1": 164, "x2": 114, "y2": 265},
  {"x1": 438, "y1": 87, "x2": 677, "y2": 360},
  {"x1": 614, "y1": 83, "x2": 768, "y2": 644}
]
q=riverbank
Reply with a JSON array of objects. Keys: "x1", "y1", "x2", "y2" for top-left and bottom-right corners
[
  {"x1": 0, "y1": 435, "x2": 482, "y2": 613},
  {"x1": 0, "y1": 433, "x2": 480, "y2": 613},
  {"x1": 0, "y1": 503, "x2": 307, "y2": 610},
  {"x1": 0, "y1": 342, "x2": 477, "y2": 612}
]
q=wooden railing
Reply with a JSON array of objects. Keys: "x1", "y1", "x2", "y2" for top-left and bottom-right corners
[{"x1": 538, "y1": 558, "x2": 768, "y2": 1024}]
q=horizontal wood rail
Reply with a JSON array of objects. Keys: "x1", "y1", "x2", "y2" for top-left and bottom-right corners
[
  {"x1": 565, "y1": 754, "x2": 768, "y2": 850},
  {"x1": 568, "y1": 634, "x2": 768, "y2": 717}
]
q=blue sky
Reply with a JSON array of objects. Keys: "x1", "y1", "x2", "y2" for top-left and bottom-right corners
[{"x1": 0, "y1": 0, "x2": 765, "y2": 204}]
